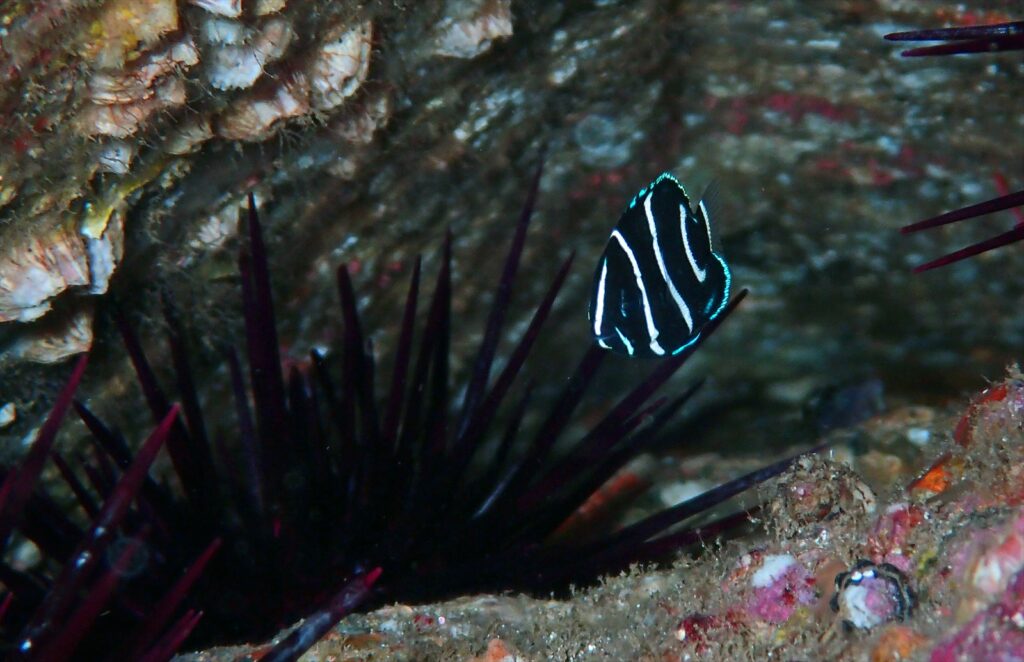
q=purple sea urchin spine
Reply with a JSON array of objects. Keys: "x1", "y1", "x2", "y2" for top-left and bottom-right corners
[
  {"x1": 123, "y1": 538, "x2": 222, "y2": 659},
  {"x1": 262, "y1": 567, "x2": 382, "y2": 662},
  {"x1": 901, "y1": 189, "x2": 1024, "y2": 272},
  {"x1": 0, "y1": 355, "x2": 88, "y2": 549},
  {"x1": 885, "y1": 21, "x2": 1024, "y2": 56},
  {"x1": 13, "y1": 406, "x2": 179, "y2": 659}
]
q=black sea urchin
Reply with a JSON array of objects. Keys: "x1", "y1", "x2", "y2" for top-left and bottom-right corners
[
  {"x1": 0, "y1": 163, "x2": 807, "y2": 661},
  {"x1": 886, "y1": 20, "x2": 1024, "y2": 271}
]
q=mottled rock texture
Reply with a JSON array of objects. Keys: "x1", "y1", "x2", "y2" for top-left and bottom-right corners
[
  {"x1": 174, "y1": 371, "x2": 1024, "y2": 661},
  {"x1": 0, "y1": 0, "x2": 1021, "y2": 459}
]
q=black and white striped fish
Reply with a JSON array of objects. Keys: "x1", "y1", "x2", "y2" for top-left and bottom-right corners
[{"x1": 589, "y1": 173, "x2": 731, "y2": 358}]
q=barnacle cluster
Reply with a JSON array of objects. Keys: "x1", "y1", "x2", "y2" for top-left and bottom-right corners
[{"x1": 0, "y1": 0, "x2": 379, "y2": 365}]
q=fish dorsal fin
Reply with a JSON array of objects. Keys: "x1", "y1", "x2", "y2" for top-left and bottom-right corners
[{"x1": 696, "y1": 179, "x2": 725, "y2": 255}]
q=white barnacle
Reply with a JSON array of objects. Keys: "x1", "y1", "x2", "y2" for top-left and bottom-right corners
[
  {"x1": 217, "y1": 74, "x2": 311, "y2": 141},
  {"x1": 83, "y1": 209, "x2": 125, "y2": 294},
  {"x1": 88, "y1": 35, "x2": 199, "y2": 105},
  {"x1": 189, "y1": 0, "x2": 242, "y2": 18},
  {"x1": 0, "y1": 403, "x2": 15, "y2": 428},
  {"x1": 206, "y1": 18, "x2": 293, "y2": 90},
  {"x1": 308, "y1": 20, "x2": 373, "y2": 111},
  {"x1": 96, "y1": 141, "x2": 136, "y2": 174},
  {"x1": 432, "y1": 0, "x2": 512, "y2": 59},
  {"x1": 201, "y1": 16, "x2": 251, "y2": 45}
]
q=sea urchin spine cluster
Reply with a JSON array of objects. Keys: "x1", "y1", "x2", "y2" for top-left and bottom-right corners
[
  {"x1": 886, "y1": 20, "x2": 1024, "y2": 271},
  {"x1": 0, "y1": 163, "x2": 811, "y2": 660}
]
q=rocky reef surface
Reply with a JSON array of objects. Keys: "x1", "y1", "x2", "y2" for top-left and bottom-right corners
[{"x1": 177, "y1": 371, "x2": 1024, "y2": 661}]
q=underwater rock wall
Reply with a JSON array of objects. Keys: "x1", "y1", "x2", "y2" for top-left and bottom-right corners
[
  {"x1": 0, "y1": 0, "x2": 1020, "y2": 658},
  {"x1": 0, "y1": 0, "x2": 1020, "y2": 476}
]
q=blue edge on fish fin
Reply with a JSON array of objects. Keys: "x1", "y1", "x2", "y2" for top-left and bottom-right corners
[
  {"x1": 708, "y1": 253, "x2": 732, "y2": 321},
  {"x1": 671, "y1": 332, "x2": 702, "y2": 355}
]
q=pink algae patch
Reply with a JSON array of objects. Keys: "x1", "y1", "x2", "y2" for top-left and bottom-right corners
[{"x1": 746, "y1": 554, "x2": 816, "y2": 624}]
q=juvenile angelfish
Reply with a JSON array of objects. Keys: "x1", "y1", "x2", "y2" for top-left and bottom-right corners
[{"x1": 589, "y1": 173, "x2": 731, "y2": 358}]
